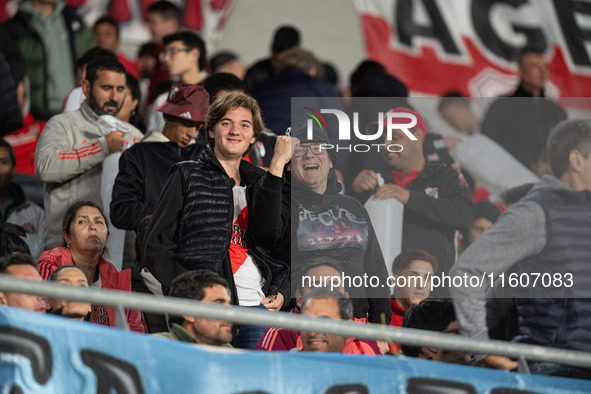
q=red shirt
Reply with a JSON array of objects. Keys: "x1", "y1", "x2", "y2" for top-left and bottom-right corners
[
  {"x1": 2, "y1": 114, "x2": 46, "y2": 175},
  {"x1": 392, "y1": 168, "x2": 423, "y2": 188}
]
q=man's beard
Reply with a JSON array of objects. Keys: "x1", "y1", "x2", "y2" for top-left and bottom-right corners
[{"x1": 88, "y1": 93, "x2": 121, "y2": 116}]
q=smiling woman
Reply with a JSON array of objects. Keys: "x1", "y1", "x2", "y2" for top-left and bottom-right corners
[
  {"x1": 144, "y1": 93, "x2": 295, "y2": 349},
  {"x1": 37, "y1": 201, "x2": 146, "y2": 332}
]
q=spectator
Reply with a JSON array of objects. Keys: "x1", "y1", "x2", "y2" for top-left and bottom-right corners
[
  {"x1": 0, "y1": 46, "x2": 23, "y2": 134},
  {"x1": 481, "y1": 48, "x2": 567, "y2": 176},
  {"x1": 148, "y1": 31, "x2": 207, "y2": 132},
  {"x1": 251, "y1": 47, "x2": 342, "y2": 138},
  {"x1": 201, "y1": 73, "x2": 276, "y2": 168},
  {"x1": 2, "y1": 0, "x2": 94, "y2": 120},
  {"x1": 389, "y1": 249, "x2": 437, "y2": 353},
  {"x1": 35, "y1": 56, "x2": 143, "y2": 249},
  {"x1": 62, "y1": 47, "x2": 118, "y2": 114},
  {"x1": 351, "y1": 107, "x2": 473, "y2": 296},
  {"x1": 401, "y1": 299, "x2": 471, "y2": 365},
  {"x1": 300, "y1": 288, "x2": 352, "y2": 353},
  {"x1": 437, "y1": 92, "x2": 539, "y2": 199},
  {"x1": 37, "y1": 201, "x2": 146, "y2": 332},
  {"x1": 111, "y1": 83, "x2": 208, "y2": 232},
  {"x1": 0, "y1": 252, "x2": 45, "y2": 312},
  {"x1": 47, "y1": 265, "x2": 91, "y2": 321},
  {"x1": 450, "y1": 119, "x2": 591, "y2": 377},
  {"x1": 145, "y1": 1, "x2": 182, "y2": 105},
  {"x1": 0, "y1": 140, "x2": 45, "y2": 259},
  {"x1": 244, "y1": 25, "x2": 300, "y2": 92},
  {"x1": 93, "y1": 16, "x2": 140, "y2": 79},
  {"x1": 154, "y1": 270, "x2": 233, "y2": 347},
  {"x1": 289, "y1": 121, "x2": 392, "y2": 325},
  {"x1": 256, "y1": 257, "x2": 380, "y2": 355},
  {"x1": 144, "y1": 93, "x2": 292, "y2": 348},
  {"x1": 117, "y1": 72, "x2": 144, "y2": 133},
  {"x1": 209, "y1": 51, "x2": 246, "y2": 80},
  {"x1": 460, "y1": 201, "x2": 501, "y2": 251}
]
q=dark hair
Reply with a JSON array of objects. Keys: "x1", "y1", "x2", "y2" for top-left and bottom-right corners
[
  {"x1": 547, "y1": 119, "x2": 591, "y2": 178},
  {"x1": 500, "y1": 183, "x2": 535, "y2": 207},
  {"x1": 85, "y1": 56, "x2": 125, "y2": 86},
  {"x1": 350, "y1": 60, "x2": 386, "y2": 97},
  {"x1": 392, "y1": 248, "x2": 438, "y2": 276},
  {"x1": 272, "y1": 26, "x2": 300, "y2": 53},
  {"x1": 205, "y1": 93, "x2": 264, "y2": 156},
  {"x1": 202, "y1": 73, "x2": 246, "y2": 104},
  {"x1": 438, "y1": 91, "x2": 470, "y2": 113},
  {"x1": 138, "y1": 43, "x2": 160, "y2": 59},
  {"x1": 401, "y1": 299, "x2": 456, "y2": 357},
  {"x1": 322, "y1": 62, "x2": 339, "y2": 86},
  {"x1": 518, "y1": 46, "x2": 546, "y2": 65},
  {"x1": 93, "y1": 16, "x2": 119, "y2": 39},
  {"x1": 0, "y1": 252, "x2": 37, "y2": 273},
  {"x1": 147, "y1": 0, "x2": 181, "y2": 24},
  {"x1": 125, "y1": 72, "x2": 141, "y2": 101},
  {"x1": 49, "y1": 265, "x2": 88, "y2": 284},
  {"x1": 297, "y1": 257, "x2": 343, "y2": 291},
  {"x1": 62, "y1": 201, "x2": 108, "y2": 247},
  {"x1": 0, "y1": 139, "x2": 16, "y2": 167},
  {"x1": 163, "y1": 31, "x2": 207, "y2": 71},
  {"x1": 301, "y1": 288, "x2": 353, "y2": 320},
  {"x1": 75, "y1": 47, "x2": 117, "y2": 73},
  {"x1": 169, "y1": 269, "x2": 230, "y2": 301},
  {"x1": 209, "y1": 51, "x2": 239, "y2": 74}
]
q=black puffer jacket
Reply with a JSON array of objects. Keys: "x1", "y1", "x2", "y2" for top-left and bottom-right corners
[
  {"x1": 144, "y1": 148, "x2": 290, "y2": 307},
  {"x1": 110, "y1": 139, "x2": 206, "y2": 231}
]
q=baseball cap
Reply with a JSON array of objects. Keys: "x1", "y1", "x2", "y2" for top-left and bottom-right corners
[
  {"x1": 286, "y1": 120, "x2": 337, "y2": 164},
  {"x1": 386, "y1": 107, "x2": 427, "y2": 134},
  {"x1": 156, "y1": 83, "x2": 210, "y2": 123}
]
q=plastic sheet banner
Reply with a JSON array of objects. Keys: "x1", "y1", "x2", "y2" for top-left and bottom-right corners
[
  {"x1": 0, "y1": 308, "x2": 589, "y2": 393},
  {"x1": 354, "y1": 0, "x2": 591, "y2": 97}
]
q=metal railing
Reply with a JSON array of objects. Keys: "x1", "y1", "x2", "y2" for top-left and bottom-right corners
[{"x1": 1, "y1": 274, "x2": 591, "y2": 372}]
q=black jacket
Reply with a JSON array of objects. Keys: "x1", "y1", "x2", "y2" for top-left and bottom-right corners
[
  {"x1": 292, "y1": 171, "x2": 392, "y2": 324},
  {"x1": 143, "y1": 148, "x2": 290, "y2": 307},
  {"x1": 110, "y1": 140, "x2": 206, "y2": 231},
  {"x1": 355, "y1": 162, "x2": 474, "y2": 277}
]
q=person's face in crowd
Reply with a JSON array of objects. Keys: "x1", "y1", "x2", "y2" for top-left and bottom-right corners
[
  {"x1": 209, "y1": 106, "x2": 256, "y2": 160},
  {"x1": 162, "y1": 40, "x2": 199, "y2": 77},
  {"x1": 147, "y1": 12, "x2": 178, "y2": 45},
  {"x1": 0, "y1": 265, "x2": 46, "y2": 313},
  {"x1": 421, "y1": 321, "x2": 471, "y2": 365},
  {"x1": 84, "y1": 70, "x2": 126, "y2": 116},
  {"x1": 291, "y1": 143, "x2": 333, "y2": 194},
  {"x1": 519, "y1": 53, "x2": 548, "y2": 93},
  {"x1": 466, "y1": 217, "x2": 494, "y2": 246},
  {"x1": 381, "y1": 128, "x2": 424, "y2": 172},
  {"x1": 0, "y1": 147, "x2": 16, "y2": 191},
  {"x1": 138, "y1": 54, "x2": 158, "y2": 78},
  {"x1": 439, "y1": 103, "x2": 475, "y2": 135},
  {"x1": 296, "y1": 265, "x2": 346, "y2": 309},
  {"x1": 301, "y1": 298, "x2": 347, "y2": 353},
  {"x1": 394, "y1": 260, "x2": 434, "y2": 311},
  {"x1": 63, "y1": 206, "x2": 109, "y2": 256},
  {"x1": 48, "y1": 267, "x2": 92, "y2": 320},
  {"x1": 163, "y1": 117, "x2": 199, "y2": 148},
  {"x1": 185, "y1": 284, "x2": 232, "y2": 346},
  {"x1": 117, "y1": 86, "x2": 139, "y2": 123},
  {"x1": 93, "y1": 23, "x2": 119, "y2": 53}
]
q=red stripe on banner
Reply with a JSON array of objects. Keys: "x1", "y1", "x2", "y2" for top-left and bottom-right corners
[{"x1": 360, "y1": 14, "x2": 591, "y2": 98}]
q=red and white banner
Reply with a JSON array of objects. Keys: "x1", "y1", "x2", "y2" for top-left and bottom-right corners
[{"x1": 354, "y1": 0, "x2": 591, "y2": 97}]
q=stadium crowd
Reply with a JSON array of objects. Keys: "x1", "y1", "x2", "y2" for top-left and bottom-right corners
[{"x1": 1, "y1": 0, "x2": 591, "y2": 381}]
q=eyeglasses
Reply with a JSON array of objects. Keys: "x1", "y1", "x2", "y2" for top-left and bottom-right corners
[
  {"x1": 159, "y1": 47, "x2": 192, "y2": 61},
  {"x1": 293, "y1": 143, "x2": 326, "y2": 157}
]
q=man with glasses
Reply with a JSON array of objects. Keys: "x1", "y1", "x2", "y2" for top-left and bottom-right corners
[
  {"x1": 288, "y1": 121, "x2": 392, "y2": 326},
  {"x1": 148, "y1": 31, "x2": 207, "y2": 132}
]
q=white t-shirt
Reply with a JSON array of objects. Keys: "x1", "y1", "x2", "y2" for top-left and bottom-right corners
[{"x1": 230, "y1": 186, "x2": 265, "y2": 306}]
